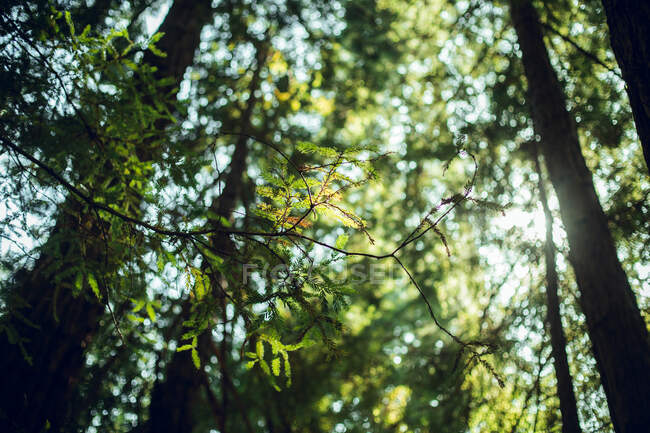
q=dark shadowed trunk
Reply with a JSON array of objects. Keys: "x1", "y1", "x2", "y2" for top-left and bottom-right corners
[
  {"x1": 0, "y1": 204, "x2": 107, "y2": 433},
  {"x1": 141, "y1": 0, "x2": 212, "y2": 86},
  {"x1": 146, "y1": 329, "x2": 216, "y2": 433},
  {"x1": 145, "y1": 137, "x2": 247, "y2": 433},
  {"x1": 508, "y1": 1, "x2": 650, "y2": 432},
  {"x1": 533, "y1": 147, "x2": 582, "y2": 433},
  {"x1": 0, "y1": 2, "x2": 213, "y2": 431},
  {"x1": 145, "y1": 44, "x2": 266, "y2": 433},
  {"x1": 600, "y1": 0, "x2": 650, "y2": 173},
  {"x1": 219, "y1": 294, "x2": 230, "y2": 433}
]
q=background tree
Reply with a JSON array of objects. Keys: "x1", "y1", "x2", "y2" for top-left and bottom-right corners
[
  {"x1": 533, "y1": 144, "x2": 582, "y2": 433},
  {"x1": 508, "y1": 0, "x2": 650, "y2": 431},
  {"x1": 599, "y1": 0, "x2": 650, "y2": 172}
]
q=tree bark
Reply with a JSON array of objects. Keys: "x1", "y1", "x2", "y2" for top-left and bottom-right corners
[
  {"x1": 508, "y1": 1, "x2": 650, "y2": 432},
  {"x1": 0, "y1": 2, "x2": 213, "y2": 431},
  {"x1": 141, "y1": 0, "x2": 212, "y2": 87},
  {"x1": 600, "y1": 0, "x2": 650, "y2": 173},
  {"x1": 533, "y1": 148, "x2": 582, "y2": 433}
]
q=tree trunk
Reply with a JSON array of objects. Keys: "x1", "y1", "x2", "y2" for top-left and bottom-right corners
[
  {"x1": 0, "y1": 209, "x2": 106, "y2": 433},
  {"x1": 533, "y1": 148, "x2": 582, "y2": 433},
  {"x1": 146, "y1": 330, "x2": 215, "y2": 433},
  {"x1": 144, "y1": 138, "x2": 248, "y2": 433},
  {"x1": 145, "y1": 43, "x2": 266, "y2": 433},
  {"x1": 600, "y1": 0, "x2": 650, "y2": 173},
  {"x1": 508, "y1": 1, "x2": 650, "y2": 432},
  {"x1": 0, "y1": 2, "x2": 213, "y2": 431},
  {"x1": 141, "y1": 0, "x2": 213, "y2": 87}
]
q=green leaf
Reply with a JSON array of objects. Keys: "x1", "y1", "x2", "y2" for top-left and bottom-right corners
[
  {"x1": 64, "y1": 11, "x2": 75, "y2": 36},
  {"x1": 336, "y1": 286, "x2": 356, "y2": 296},
  {"x1": 176, "y1": 344, "x2": 194, "y2": 352},
  {"x1": 271, "y1": 357, "x2": 281, "y2": 376},
  {"x1": 80, "y1": 24, "x2": 91, "y2": 39},
  {"x1": 191, "y1": 347, "x2": 201, "y2": 369},
  {"x1": 127, "y1": 314, "x2": 145, "y2": 323},
  {"x1": 335, "y1": 233, "x2": 349, "y2": 249},
  {"x1": 87, "y1": 273, "x2": 101, "y2": 300},
  {"x1": 256, "y1": 340, "x2": 265, "y2": 360},
  {"x1": 124, "y1": 59, "x2": 138, "y2": 71},
  {"x1": 149, "y1": 31, "x2": 164, "y2": 44},
  {"x1": 282, "y1": 352, "x2": 292, "y2": 386},
  {"x1": 132, "y1": 299, "x2": 145, "y2": 313},
  {"x1": 296, "y1": 141, "x2": 338, "y2": 158},
  {"x1": 146, "y1": 304, "x2": 156, "y2": 322},
  {"x1": 148, "y1": 43, "x2": 166, "y2": 58},
  {"x1": 269, "y1": 339, "x2": 280, "y2": 355},
  {"x1": 74, "y1": 273, "x2": 83, "y2": 292},
  {"x1": 199, "y1": 245, "x2": 224, "y2": 265},
  {"x1": 259, "y1": 359, "x2": 271, "y2": 376}
]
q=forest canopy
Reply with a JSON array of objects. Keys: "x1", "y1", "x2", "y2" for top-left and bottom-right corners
[{"x1": 0, "y1": 1, "x2": 648, "y2": 432}]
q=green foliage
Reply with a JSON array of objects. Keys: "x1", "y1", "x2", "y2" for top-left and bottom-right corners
[
  {"x1": 87, "y1": 273, "x2": 100, "y2": 300},
  {"x1": 1, "y1": 1, "x2": 647, "y2": 432},
  {"x1": 245, "y1": 332, "x2": 312, "y2": 391}
]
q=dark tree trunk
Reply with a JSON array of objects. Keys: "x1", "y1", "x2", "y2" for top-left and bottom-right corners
[
  {"x1": 141, "y1": 0, "x2": 213, "y2": 86},
  {"x1": 0, "y1": 2, "x2": 213, "y2": 431},
  {"x1": 508, "y1": 1, "x2": 650, "y2": 432},
  {"x1": 219, "y1": 295, "x2": 230, "y2": 433},
  {"x1": 146, "y1": 330, "x2": 215, "y2": 433},
  {"x1": 533, "y1": 148, "x2": 582, "y2": 433},
  {"x1": 600, "y1": 0, "x2": 650, "y2": 173},
  {"x1": 145, "y1": 44, "x2": 266, "y2": 433},
  {"x1": 145, "y1": 137, "x2": 248, "y2": 433},
  {"x1": 0, "y1": 207, "x2": 106, "y2": 433}
]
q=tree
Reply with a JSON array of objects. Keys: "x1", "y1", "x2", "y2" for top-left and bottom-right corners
[
  {"x1": 533, "y1": 145, "x2": 582, "y2": 433},
  {"x1": 508, "y1": 0, "x2": 650, "y2": 431},
  {"x1": 0, "y1": 1, "x2": 214, "y2": 431},
  {"x1": 600, "y1": 0, "x2": 650, "y2": 173},
  {"x1": 145, "y1": 37, "x2": 265, "y2": 433}
]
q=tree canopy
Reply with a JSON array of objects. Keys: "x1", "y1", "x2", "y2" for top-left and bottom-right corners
[{"x1": 0, "y1": 1, "x2": 648, "y2": 432}]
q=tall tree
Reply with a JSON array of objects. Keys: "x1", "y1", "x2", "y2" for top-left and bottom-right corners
[
  {"x1": 533, "y1": 146, "x2": 582, "y2": 433},
  {"x1": 145, "y1": 144, "x2": 250, "y2": 433},
  {"x1": 145, "y1": 43, "x2": 265, "y2": 432},
  {"x1": 600, "y1": 0, "x2": 650, "y2": 173},
  {"x1": 508, "y1": 1, "x2": 650, "y2": 432},
  {"x1": 0, "y1": 1, "x2": 213, "y2": 431}
]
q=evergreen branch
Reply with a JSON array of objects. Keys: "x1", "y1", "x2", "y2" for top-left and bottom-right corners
[{"x1": 2, "y1": 135, "x2": 496, "y2": 359}]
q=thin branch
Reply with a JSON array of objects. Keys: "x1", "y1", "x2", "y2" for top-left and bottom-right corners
[
  {"x1": 541, "y1": 21, "x2": 622, "y2": 78},
  {"x1": 2, "y1": 134, "x2": 497, "y2": 362}
]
